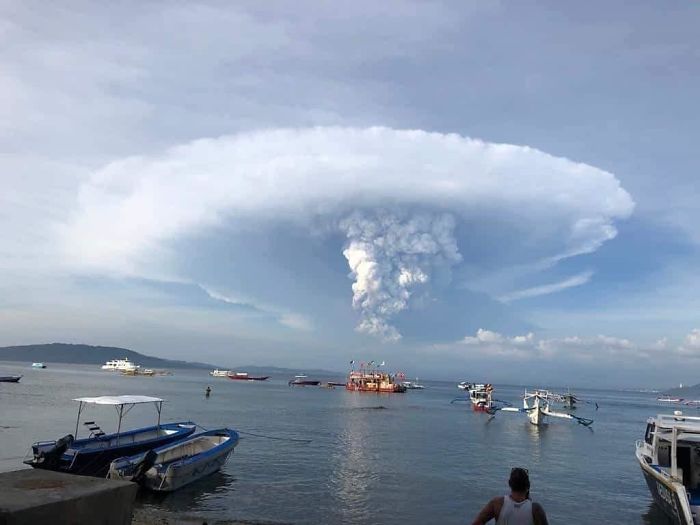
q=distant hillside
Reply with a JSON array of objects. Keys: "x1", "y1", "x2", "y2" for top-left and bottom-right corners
[
  {"x1": 0, "y1": 343, "x2": 344, "y2": 377},
  {"x1": 664, "y1": 383, "x2": 700, "y2": 397},
  {"x1": 0, "y1": 343, "x2": 216, "y2": 369}
]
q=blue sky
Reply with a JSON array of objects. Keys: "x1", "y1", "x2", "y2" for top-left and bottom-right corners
[{"x1": 1, "y1": 1, "x2": 699, "y2": 387}]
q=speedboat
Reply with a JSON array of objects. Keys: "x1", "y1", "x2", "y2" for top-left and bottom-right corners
[
  {"x1": 659, "y1": 395, "x2": 684, "y2": 403},
  {"x1": 24, "y1": 395, "x2": 196, "y2": 477},
  {"x1": 228, "y1": 372, "x2": 269, "y2": 381},
  {"x1": 289, "y1": 374, "x2": 320, "y2": 386},
  {"x1": 0, "y1": 375, "x2": 22, "y2": 383},
  {"x1": 636, "y1": 411, "x2": 700, "y2": 524},
  {"x1": 402, "y1": 379, "x2": 426, "y2": 390},
  {"x1": 109, "y1": 428, "x2": 239, "y2": 492}
]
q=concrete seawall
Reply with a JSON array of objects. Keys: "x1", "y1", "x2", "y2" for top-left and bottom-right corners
[{"x1": 0, "y1": 469, "x2": 137, "y2": 525}]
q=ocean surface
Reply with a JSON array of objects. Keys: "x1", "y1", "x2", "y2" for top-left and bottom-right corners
[{"x1": 0, "y1": 362, "x2": 675, "y2": 524}]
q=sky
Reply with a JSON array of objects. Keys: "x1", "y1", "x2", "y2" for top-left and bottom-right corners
[{"x1": 1, "y1": 1, "x2": 699, "y2": 388}]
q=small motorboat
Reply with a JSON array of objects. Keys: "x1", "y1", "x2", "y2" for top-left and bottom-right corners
[
  {"x1": 24, "y1": 395, "x2": 196, "y2": 477},
  {"x1": 658, "y1": 395, "x2": 684, "y2": 403},
  {"x1": 109, "y1": 428, "x2": 239, "y2": 492},
  {"x1": 0, "y1": 375, "x2": 22, "y2": 383},
  {"x1": 636, "y1": 411, "x2": 700, "y2": 524},
  {"x1": 31, "y1": 363, "x2": 47, "y2": 369},
  {"x1": 289, "y1": 374, "x2": 320, "y2": 386},
  {"x1": 402, "y1": 379, "x2": 426, "y2": 390},
  {"x1": 227, "y1": 372, "x2": 270, "y2": 381}
]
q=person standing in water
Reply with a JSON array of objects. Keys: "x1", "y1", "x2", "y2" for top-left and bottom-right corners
[
  {"x1": 205, "y1": 386, "x2": 211, "y2": 398},
  {"x1": 471, "y1": 468, "x2": 548, "y2": 525}
]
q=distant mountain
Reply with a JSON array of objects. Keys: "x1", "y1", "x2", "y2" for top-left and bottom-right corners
[
  {"x1": 0, "y1": 343, "x2": 344, "y2": 377},
  {"x1": 664, "y1": 383, "x2": 700, "y2": 397},
  {"x1": 0, "y1": 343, "x2": 216, "y2": 369}
]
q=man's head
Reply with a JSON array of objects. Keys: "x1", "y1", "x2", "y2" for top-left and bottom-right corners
[{"x1": 509, "y1": 467, "x2": 530, "y2": 493}]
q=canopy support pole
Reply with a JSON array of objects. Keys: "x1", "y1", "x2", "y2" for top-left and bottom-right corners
[
  {"x1": 157, "y1": 401, "x2": 162, "y2": 434},
  {"x1": 74, "y1": 401, "x2": 83, "y2": 439},
  {"x1": 672, "y1": 427, "x2": 678, "y2": 480},
  {"x1": 116, "y1": 405, "x2": 124, "y2": 446}
]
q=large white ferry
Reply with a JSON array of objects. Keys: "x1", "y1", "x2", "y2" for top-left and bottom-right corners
[
  {"x1": 636, "y1": 411, "x2": 700, "y2": 524},
  {"x1": 101, "y1": 358, "x2": 139, "y2": 372}
]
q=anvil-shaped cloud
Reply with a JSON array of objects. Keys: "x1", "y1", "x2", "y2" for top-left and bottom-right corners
[{"x1": 61, "y1": 127, "x2": 634, "y2": 340}]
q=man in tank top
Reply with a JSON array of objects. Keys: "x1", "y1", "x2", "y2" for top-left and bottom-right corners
[{"x1": 470, "y1": 468, "x2": 549, "y2": 525}]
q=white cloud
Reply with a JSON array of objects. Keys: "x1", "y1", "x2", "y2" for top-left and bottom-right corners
[
  {"x1": 58, "y1": 127, "x2": 633, "y2": 339},
  {"x1": 498, "y1": 271, "x2": 593, "y2": 302}
]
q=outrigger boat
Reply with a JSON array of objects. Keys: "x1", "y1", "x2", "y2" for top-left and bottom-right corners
[
  {"x1": 659, "y1": 395, "x2": 685, "y2": 403},
  {"x1": 636, "y1": 411, "x2": 700, "y2": 524},
  {"x1": 451, "y1": 383, "x2": 509, "y2": 413},
  {"x1": 24, "y1": 395, "x2": 196, "y2": 477},
  {"x1": 499, "y1": 390, "x2": 593, "y2": 426},
  {"x1": 109, "y1": 428, "x2": 239, "y2": 492}
]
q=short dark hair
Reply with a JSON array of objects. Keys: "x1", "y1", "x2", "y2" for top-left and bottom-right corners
[{"x1": 509, "y1": 468, "x2": 530, "y2": 492}]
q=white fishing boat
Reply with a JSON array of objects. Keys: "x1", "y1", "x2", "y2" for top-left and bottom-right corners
[
  {"x1": 636, "y1": 411, "x2": 700, "y2": 524},
  {"x1": 500, "y1": 390, "x2": 593, "y2": 426},
  {"x1": 101, "y1": 358, "x2": 140, "y2": 372},
  {"x1": 659, "y1": 395, "x2": 684, "y2": 403},
  {"x1": 457, "y1": 381, "x2": 470, "y2": 391},
  {"x1": 31, "y1": 362, "x2": 46, "y2": 369},
  {"x1": 402, "y1": 378, "x2": 426, "y2": 390},
  {"x1": 109, "y1": 428, "x2": 239, "y2": 492},
  {"x1": 209, "y1": 369, "x2": 231, "y2": 377}
]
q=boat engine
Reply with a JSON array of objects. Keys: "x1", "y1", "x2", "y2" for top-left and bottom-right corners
[
  {"x1": 131, "y1": 449, "x2": 159, "y2": 483},
  {"x1": 34, "y1": 434, "x2": 74, "y2": 469}
]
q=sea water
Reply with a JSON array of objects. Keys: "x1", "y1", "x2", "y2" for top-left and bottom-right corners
[{"x1": 0, "y1": 362, "x2": 673, "y2": 524}]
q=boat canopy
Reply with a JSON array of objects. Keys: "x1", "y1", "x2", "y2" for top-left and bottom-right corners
[{"x1": 73, "y1": 395, "x2": 164, "y2": 405}]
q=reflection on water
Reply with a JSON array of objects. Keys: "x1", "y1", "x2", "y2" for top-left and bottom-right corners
[{"x1": 641, "y1": 502, "x2": 674, "y2": 524}]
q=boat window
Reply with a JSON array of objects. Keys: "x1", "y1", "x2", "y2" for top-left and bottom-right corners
[{"x1": 645, "y1": 423, "x2": 655, "y2": 445}]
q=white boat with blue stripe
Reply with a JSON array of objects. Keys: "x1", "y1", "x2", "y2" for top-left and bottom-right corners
[
  {"x1": 636, "y1": 411, "x2": 700, "y2": 524},
  {"x1": 108, "y1": 428, "x2": 239, "y2": 492}
]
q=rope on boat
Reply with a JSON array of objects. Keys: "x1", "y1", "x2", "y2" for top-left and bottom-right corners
[{"x1": 195, "y1": 424, "x2": 311, "y2": 444}]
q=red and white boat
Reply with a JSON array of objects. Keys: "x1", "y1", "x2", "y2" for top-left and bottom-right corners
[{"x1": 464, "y1": 383, "x2": 494, "y2": 412}]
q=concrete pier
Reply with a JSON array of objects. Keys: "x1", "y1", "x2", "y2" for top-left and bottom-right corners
[{"x1": 0, "y1": 469, "x2": 137, "y2": 525}]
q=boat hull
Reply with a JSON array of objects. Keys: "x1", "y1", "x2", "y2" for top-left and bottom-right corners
[
  {"x1": 0, "y1": 375, "x2": 21, "y2": 383},
  {"x1": 345, "y1": 383, "x2": 407, "y2": 393},
  {"x1": 228, "y1": 375, "x2": 269, "y2": 381},
  {"x1": 25, "y1": 422, "x2": 196, "y2": 477},
  {"x1": 472, "y1": 403, "x2": 492, "y2": 412},
  {"x1": 109, "y1": 429, "x2": 239, "y2": 492},
  {"x1": 637, "y1": 447, "x2": 695, "y2": 525}
]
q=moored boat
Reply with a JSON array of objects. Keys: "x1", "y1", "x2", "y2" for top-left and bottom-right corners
[
  {"x1": 659, "y1": 395, "x2": 684, "y2": 403},
  {"x1": 468, "y1": 383, "x2": 494, "y2": 412},
  {"x1": 101, "y1": 358, "x2": 140, "y2": 372},
  {"x1": 227, "y1": 372, "x2": 269, "y2": 381},
  {"x1": 289, "y1": 374, "x2": 320, "y2": 386},
  {"x1": 346, "y1": 365, "x2": 406, "y2": 393},
  {"x1": 0, "y1": 375, "x2": 22, "y2": 383},
  {"x1": 500, "y1": 390, "x2": 593, "y2": 426},
  {"x1": 636, "y1": 411, "x2": 700, "y2": 524},
  {"x1": 402, "y1": 378, "x2": 426, "y2": 390},
  {"x1": 24, "y1": 395, "x2": 196, "y2": 477},
  {"x1": 31, "y1": 362, "x2": 47, "y2": 369},
  {"x1": 109, "y1": 428, "x2": 239, "y2": 492}
]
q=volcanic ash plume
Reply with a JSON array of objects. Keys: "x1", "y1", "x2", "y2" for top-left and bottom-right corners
[{"x1": 341, "y1": 211, "x2": 462, "y2": 341}]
